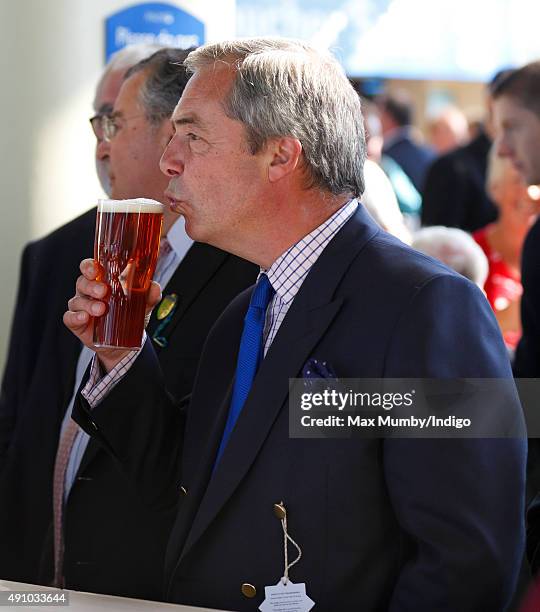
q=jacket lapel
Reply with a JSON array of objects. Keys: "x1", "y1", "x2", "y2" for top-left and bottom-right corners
[
  {"x1": 176, "y1": 206, "x2": 380, "y2": 563},
  {"x1": 147, "y1": 243, "x2": 230, "y2": 348}
]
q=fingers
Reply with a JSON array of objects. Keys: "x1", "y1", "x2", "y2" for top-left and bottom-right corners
[
  {"x1": 76, "y1": 274, "x2": 108, "y2": 302},
  {"x1": 64, "y1": 292, "x2": 105, "y2": 340},
  {"x1": 64, "y1": 259, "x2": 107, "y2": 342},
  {"x1": 80, "y1": 258, "x2": 100, "y2": 279},
  {"x1": 67, "y1": 294, "x2": 106, "y2": 317},
  {"x1": 63, "y1": 308, "x2": 91, "y2": 334},
  {"x1": 144, "y1": 282, "x2": 162, "y2": 328},
  {"x1": 76, "y1": 258, "x2": 108, "y2": 303},
  {"x1": 66, "y1": 262, "x2": 161, "y2": 349}
]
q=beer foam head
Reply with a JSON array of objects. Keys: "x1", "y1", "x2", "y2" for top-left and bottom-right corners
[{"x1": 97, "y1": 198, "x2": 163, "y2": 213}]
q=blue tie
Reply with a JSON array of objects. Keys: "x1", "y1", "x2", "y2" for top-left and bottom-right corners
[{"x1": 214, "y1": 273, "x2": 275, "y2": 466}]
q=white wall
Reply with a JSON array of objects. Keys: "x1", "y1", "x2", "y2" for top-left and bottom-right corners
[{"x1": 0, "y1": 0, "x2": 235, "y2": 375}]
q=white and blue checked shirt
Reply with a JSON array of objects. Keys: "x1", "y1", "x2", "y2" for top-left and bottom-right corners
[
  {"x1": 262, "y1": 198, "x2": 357, "y2": 355},
  {"x1": 61, "y1": 217, "x2": 193, "y2": 500},
  {"x1": 81, "y1": 198, "x2": 358, "y2": 409}
]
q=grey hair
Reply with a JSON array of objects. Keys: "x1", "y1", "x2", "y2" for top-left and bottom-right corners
[
  {"x1": 107, "y1": 43, "x2": 163, "y2": 72},
  {"x1": 184, "y1": 37, "x2": 365, "y2": 197},
  {"x1": 412, "y1": 226, "x2": 488, "y2": 288},
  {"x1": 94, "y1": 44, "x2": 162, "y2": 111},
  {"x1": 125, "y1": 47, "x2": 194, "y2": 126}
]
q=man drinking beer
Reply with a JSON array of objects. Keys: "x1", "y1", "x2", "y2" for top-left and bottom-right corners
[{"x1": 65, "y1": 38, "x2": 525, "y2": 611}]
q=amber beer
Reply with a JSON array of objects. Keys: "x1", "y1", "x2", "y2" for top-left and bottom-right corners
[{"x1": 93, "y1": 198, "x2": 163, "y2": 349}]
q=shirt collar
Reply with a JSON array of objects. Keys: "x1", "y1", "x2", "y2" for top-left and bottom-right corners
[
  {"x1": 166, "y1": 215, "x2": 194, "y2": 262},
  {"x1": 262, "y1": 199, "x2": 358, "y2": 304}
]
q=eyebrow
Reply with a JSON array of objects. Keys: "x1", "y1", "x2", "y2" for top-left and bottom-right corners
[
  {"x1": 172, "y1": 115, "x2": 205, "y2": 130},
  {"x1": 98, "y1": 103, "x2": 114, "y2": 115}
]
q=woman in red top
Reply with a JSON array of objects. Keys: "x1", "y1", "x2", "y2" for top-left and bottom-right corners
[{"x1": 473, "y1": 146, "x2": 539, "y2": 352}]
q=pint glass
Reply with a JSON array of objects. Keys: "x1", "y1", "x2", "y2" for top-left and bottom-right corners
[{"x1": 93, "y1": 198, "x2": 163, "y2": 349}]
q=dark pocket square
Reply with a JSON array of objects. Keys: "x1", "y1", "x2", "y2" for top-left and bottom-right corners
[{"x1": 302, "y1": 358, "x2": 337, "y2": 380}]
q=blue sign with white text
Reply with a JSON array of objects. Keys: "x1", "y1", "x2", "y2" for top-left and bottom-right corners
[{"x1": 105, "y1": 2, "x2": 205, "y2": 62}]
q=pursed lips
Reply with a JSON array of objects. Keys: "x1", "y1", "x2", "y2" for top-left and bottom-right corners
[{"x1": 164, "y1": 190, "x2": 185, "y2": 213}]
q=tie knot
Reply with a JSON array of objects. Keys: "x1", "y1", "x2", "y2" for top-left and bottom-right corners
[{"x1": 251, "y1": 273, "x2": 275, "y2": 310}]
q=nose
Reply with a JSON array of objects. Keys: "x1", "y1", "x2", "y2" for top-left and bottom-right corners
[
  {"x1": 495, "y1": 134, "x2": 512, "y2": 159},
  {"x1": 96, "y1": 137, "x2": 110, "y2": 161},
  {"x1": 160, "y1": 138, "x2": 184, "y2": 177}
]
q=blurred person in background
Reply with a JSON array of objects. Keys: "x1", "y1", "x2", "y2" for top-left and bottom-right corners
[
  {"x1": 468, "y1": 117, "x2": 485, "y2": 141},
  {"x1": 427, "y1": 104, "x2": 470, "y2": 155},
  {"x1": 363, "y1": 98, "x2": 422, "y2": 225},
  {"x1": 93, "y1": 45, "x2": 162, "y2": 194},
  {"x1": 362, "y1": 159, "x2": 412, "y2": 244},
  {"x1": 422, "y1": 70, "x2": 515, "y2": 232},
  {"x1": 493, "y1": 61, "x2": 540, "y2": 377},
  {"x1": 473, "y1": 146, "x2": 539, "y2": 354},
  {"x1": 377, "y1": 89, "x2": 435, "y2": 193},
  {"x1": 411, "y1": 225, "x2": 489, "y2": 289},
  {"x1": 0, "y1": 43, "x2": 159, "y2": 586},
  {"x1": 491, "y1": 62, "x2": 540, "y2": 611}
]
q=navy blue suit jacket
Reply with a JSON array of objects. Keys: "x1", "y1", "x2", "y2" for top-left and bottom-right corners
[{"x1": 75, "y1": 206, "x2": 526, "y2": 611}]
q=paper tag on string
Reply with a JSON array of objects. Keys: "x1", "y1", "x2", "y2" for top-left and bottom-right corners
[{"x1": 258, "y1": 580, "x2": 315, "y2": 612}]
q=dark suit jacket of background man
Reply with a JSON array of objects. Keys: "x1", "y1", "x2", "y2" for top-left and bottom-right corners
[
  {"x1": 382, "y1": 130, "x2": 435, "y2": 193},
  {"x1": 75, "y1": 206, "x2": 526, "y2": 611},
  {"x1": 513, "y1": 217, "x2": 540, "y2": 575},
  {"x1": 0, "y1": 207, "x2": 258, "y2": 598},
  {"x1": 514, "y1": 217, "x2": 540, "y2": 378},
  {"x1": 421, "y1": 129, "x2": 498, "y2": 232}
]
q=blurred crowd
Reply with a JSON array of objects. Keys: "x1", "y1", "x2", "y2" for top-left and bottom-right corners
[{"x1": 360, "y1": 72, "x2": 540, "y2": 361}]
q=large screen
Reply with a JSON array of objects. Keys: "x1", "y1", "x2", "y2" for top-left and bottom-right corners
[{"x1": 236, "y1": 0, "x2": 540, "y2": 81}]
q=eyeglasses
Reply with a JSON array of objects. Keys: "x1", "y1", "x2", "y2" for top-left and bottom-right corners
[
  {"x1": 102, "y1": 114, "x2": 122, "y2": 142},
  {"x1": 89, "y1": 113, "x2": 108, "y2": 141},
  {"x1": 102, "y1": 113, "x2": 148, "y2": 142},
  {"x1": 89, "y1": 112, "x2": 147, "y2": 142}
]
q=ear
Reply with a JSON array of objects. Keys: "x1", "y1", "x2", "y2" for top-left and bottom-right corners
[{"x1": 267, "y1": 137, "x2": 303, "y2": 183}]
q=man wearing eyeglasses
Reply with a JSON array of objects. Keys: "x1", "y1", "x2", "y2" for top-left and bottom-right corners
[
  {"x1": 0, "y1": 46, "x2": 257, "y2": 599},
  {"x1": 0, "y1": 43, "x2": 157, "y2": 589},
  {"x1": 90, "y1": 46, "x2": 162, "y2": 196}
]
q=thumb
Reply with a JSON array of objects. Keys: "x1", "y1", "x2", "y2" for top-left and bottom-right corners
[
  {"x1": 144, "y1": 281, "x2": 162, "y2": 327},
  {"x1": 148, "y1": 281, "x2": 162, "y2": 309}
]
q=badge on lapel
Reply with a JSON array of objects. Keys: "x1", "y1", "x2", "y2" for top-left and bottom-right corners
[{"x1": 152, "y1": 293, "x2": 179, "y2": 347}]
